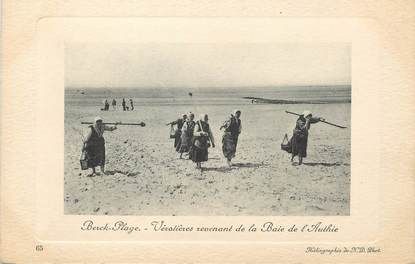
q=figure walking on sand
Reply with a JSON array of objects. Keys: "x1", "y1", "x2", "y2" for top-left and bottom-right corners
[
  {"x1": 179, "y1": 112, "x2": 196, "y2": 159},
  {"x1": 290, "y1": 110, "x2": 324, "y2": 165},
  {"x1": 102, "y1": 99, "x2": 110, "y2": 111},
  {"x1": 83, "y1": 117, "x2": 117, "y2": 176},
  {"x1": 112, "y1": 98, "x2": 117, "y2": 110},
  {"x1": 122, "y1": 98, "x2": 126, "y2": 111},
  {"x1": 168, "y1": 114, "x2": 187, "y2": 152},
  {"x1": 220, "y1": 109, "x2": 242, "y2": 167},
  {"x1": 190, "y1": 114, "x2": 215, "y2": 170},
  {"x1": 129, "y1": 98, "x2": 134, "y2": 111}
]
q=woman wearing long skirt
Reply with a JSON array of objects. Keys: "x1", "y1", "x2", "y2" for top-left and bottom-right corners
[
  {"x1": 291, "y1": 110, "x2": 323, "y2": 165},
  {"x1": 220, "y1": 109, "x2": 242, "y2": 167},
  {"x1": 168, "y1": 114, "x2": 187, "y2": 152},
  {"x1": 190, "y1": 114, "x2": 215, "y2": 169},
  {"x1": 179, "y1": 112, "x2": 196, "y2": 159},
  {"x1": 83, "y1": 117, "x2": 117, "y2": 176}
]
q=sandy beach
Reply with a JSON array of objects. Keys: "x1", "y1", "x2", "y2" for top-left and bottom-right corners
[{"x1": 64, "y1": 88, "x2": 350, "y2": 216}]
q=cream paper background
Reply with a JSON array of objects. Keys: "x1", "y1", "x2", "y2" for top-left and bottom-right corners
[{"x1": 1, "y1": 1, "x2": 414, "y2": 263}]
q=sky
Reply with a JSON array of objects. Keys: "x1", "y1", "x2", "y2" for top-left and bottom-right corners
[{"x1": 65, "y1": 42, "x2": 350, "y2": 88}]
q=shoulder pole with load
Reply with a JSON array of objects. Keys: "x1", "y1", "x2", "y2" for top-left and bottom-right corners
[
  {"x1": 285, "y1": 110, "x2": 347, "y2": 129},
  {"x1": 81, "y1": 121, "x2": 146, "y2": 127}
]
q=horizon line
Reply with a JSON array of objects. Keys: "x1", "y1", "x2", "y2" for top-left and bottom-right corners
[{"x1": 65, "y1": 84, "x2": 351, "y2": 90}]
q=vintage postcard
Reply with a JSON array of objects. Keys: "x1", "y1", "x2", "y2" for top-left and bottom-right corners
[
  {"x1": 64, "y1": 42, "x2": 351, "y2": 216},
  {"x1": 1, "y1": 1, "x2": 414, "y2": 263}
]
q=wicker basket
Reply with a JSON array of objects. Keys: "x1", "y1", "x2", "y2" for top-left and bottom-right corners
[
  {"x1": 80, "y1": 150, "x2": 89, "y2": 170},
  {"x1": 169, "y1": 126, "x2": 178, "y2": 139},
  {"x1": 281, "y1": 133, "x2": 292, "y2": 153}
]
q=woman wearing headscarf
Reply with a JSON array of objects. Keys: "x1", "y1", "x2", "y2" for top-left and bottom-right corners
[
  {"x1": 83, "y1": 117, "x2": 117, "y2": 175},
  {"x1": 168, "y1": 114, "x2": 188, "y2": 152},
  {"x1": 190, "y1": 114, "x2": 215, "y2": 169},
  {"x1": 291, "y1": 110, "x2": 324, "y2": 165},
  {"x1": 179, "y1": 112, "x2": 196, "y2": 159},
  {"x1": 220, "y1": 109, "x2": 242, "y2": 167}
]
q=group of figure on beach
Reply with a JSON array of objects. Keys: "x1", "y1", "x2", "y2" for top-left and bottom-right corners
[
  {"x1": 168, "y1": 110, "x2": 242, "y2": 169},
  {"x1": 102, "y1": 98, "x2": 134, "y2": 111},
  {"x1": 81, "y1": 108, "x2": 323, "y2": 175}
]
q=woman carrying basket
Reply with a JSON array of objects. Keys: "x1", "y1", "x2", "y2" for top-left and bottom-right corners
[
  {"x1": 82, "y1": 117, "x2": 117, "y2": 176},
  {"x1": 190, "y1": 114, "x2": 215, "y2": 170},
  {"x1": 290, "y1": 110, "x2": 323, "y2": 165}
]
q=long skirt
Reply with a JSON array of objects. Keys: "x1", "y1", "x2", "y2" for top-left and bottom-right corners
[
  {"x1": 179, "y1": 132, "x2": 192, "y2": 153},
  {"x1": 174, "y1": 132, "x2": 182, "y2": 152},
  {"x1": 222, "y1": 133, "x2": 238, "y2": 160},
  {"x1": 85, "y1": 143, "x2": 105, "y2": 168},
  {"x1": 291, "y1": 132, "x2": 308, "y2": 158},
  {"x1": 190, "y1": 146, "x2": 208, "y2": 162}
]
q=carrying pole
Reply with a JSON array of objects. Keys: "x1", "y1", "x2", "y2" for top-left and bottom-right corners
[
  {"x1": 285, "y1": 110, "x2": 347, "y2": 129},
  {"x1": 81, "y1": 121, "x2": 146, "y2": 127}
]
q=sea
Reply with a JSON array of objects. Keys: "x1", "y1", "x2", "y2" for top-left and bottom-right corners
[{"x1": 65, "y1": 85, "x2": 351, "y2": 107}]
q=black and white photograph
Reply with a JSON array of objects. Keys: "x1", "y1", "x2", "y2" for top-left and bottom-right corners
[
  {"x1": 3, "y1": 1, "x2": 415, "y2": 262},
  {"x1": 64, "y1": 42, "x2": 351, "y2": 216}
]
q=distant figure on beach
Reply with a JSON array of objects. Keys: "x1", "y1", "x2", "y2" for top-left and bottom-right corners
[
  {"x1": 112, "y1": 99, "x2": 117, "y2": 110},
  {"x1": 122, "y1": 98, "x2": 126, "y2": 111},
  {"x1": 220, "y1": 110, "x2": 242, "y2": 167},
  {"x1": 179, "y1": 112, "x2": 196, "y2": 159},
  {"x1": 290, "y1": 110, "x2": 323, "y2": 165},
  {"x1": 168, "y1": 114, "x2": 187, "y2": 152},
  {"x1": 102, "y1": 99, "x2": 109, "y2": 111},
  {"x1": 82, "y1": 117, "x2": 117, "y2": 176},
  {"x1": 190, "y1": 114, "x2": 215, "y2": 170},
  {"x1": 129, "y1": 98, "x2": 134, "y2": 110}
]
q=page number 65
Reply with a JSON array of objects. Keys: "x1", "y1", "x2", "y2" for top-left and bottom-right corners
[{"x1": 35, "y1": 245, "x2": 43, "y2": 251}]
